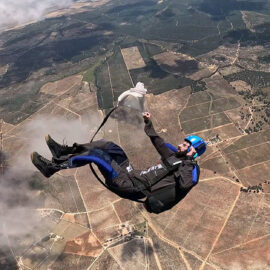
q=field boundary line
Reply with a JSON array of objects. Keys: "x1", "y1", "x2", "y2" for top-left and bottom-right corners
[{"x1": 119, "y1": 46, "x2": 135, "y2": 87}]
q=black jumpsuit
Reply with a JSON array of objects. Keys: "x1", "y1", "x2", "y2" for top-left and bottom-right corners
[{"x1": 61, "y1": 120, "x2": 197, "y2": 211}]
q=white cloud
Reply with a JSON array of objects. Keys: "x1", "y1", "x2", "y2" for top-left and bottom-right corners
[
  {"x1": 0, "y1": 110, "x2": 147, "y2": 245},
  {"x1": 0, "y1": 115, "x2": 97, "y2": 241},
  {"x1": 0, "y1": 0, "x2": 74, "y2": 30}
]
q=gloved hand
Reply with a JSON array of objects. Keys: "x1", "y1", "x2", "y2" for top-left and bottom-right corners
[{"x1": 142, "y1": 112, "x2": 151, "y2": 123}]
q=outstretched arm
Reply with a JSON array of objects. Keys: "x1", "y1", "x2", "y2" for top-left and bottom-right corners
[{"x1": 143, "y1": 112, "x2": 174, "y2": 159}]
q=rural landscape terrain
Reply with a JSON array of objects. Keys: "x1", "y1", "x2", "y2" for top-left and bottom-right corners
[{"x1": 0, "y1": 0, "x2": 270, "y2": 269}]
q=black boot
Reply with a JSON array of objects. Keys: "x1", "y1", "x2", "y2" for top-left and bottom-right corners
[
  {"x1": 45, "y1": 134, "x2": 75, "y2": 158},
  {"x1": 31, "y1": 152, "x2": 69, "y2": 178}
]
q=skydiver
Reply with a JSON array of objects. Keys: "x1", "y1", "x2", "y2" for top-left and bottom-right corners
[{"x1": 31, "y1": 112, "x2": 207, "y2": 213}]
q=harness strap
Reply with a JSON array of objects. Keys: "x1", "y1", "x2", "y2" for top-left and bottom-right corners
[
  {"x1": 90, "y1": 106, "x2": 118, "y2": 143},
  {"x1": 139, "y1": 160, "x2": 180, "y2": 212},
  {"x1": 88, "y1": 106, "x2": 160, "y2": 204},
  {"x1": 129, "y1": 177, "x2": 165, "y2": 211},
  {"x1": 147, "y1": 159, "x2": 182, "y2": 187}
]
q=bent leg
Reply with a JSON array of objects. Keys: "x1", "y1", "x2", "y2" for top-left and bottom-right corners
[
  {"x1": 52, "y1": 139, "x2": 113, "y2": 163},
  {"x1": 31, "y1": 152, "x2": 70, "y2": 178},
  {"x1": 74, "y1": 139, "x2": 113, "y2": 154},
  {"x1": 46, "y1": 134, "x2": 113, "y2": 158}
]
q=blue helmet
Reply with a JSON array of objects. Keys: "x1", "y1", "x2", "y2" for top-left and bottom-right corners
[{"x1": 185, "y1": 135, "x2": 207, "y2": 159}]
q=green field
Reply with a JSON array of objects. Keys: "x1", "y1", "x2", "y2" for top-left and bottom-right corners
[
  {"x1": 130, "y1": 59, "x2": 192, "y2": 94},
  {"x1": 96, "y1": 62, "x2": 114, "y2": 109},
  {"x1": 108, "y1": 49, "x2": 133, "y2": 100},
  {"x1": 83, "y1": 56, "x2": 107, "y2": 83},
  {"x1": 94, "y1": 48, "x2": 133, "y2": 109}
]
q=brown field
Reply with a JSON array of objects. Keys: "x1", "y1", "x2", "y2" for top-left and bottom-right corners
[
  {"x1": 40, "y1": 75, "x2": 82, "y2": 96},
  {"x1": 201, "y1": 149, "x2": 221, "y2": 164},
  {"x1": 88, "y1": 206, "x2": 120, "y2": 241},
  {"x1": 212, "y1": 113, "x2": 232, "y2": 127},
  {"x1": 204, "y1": 73, "x2": 236, "y2": 96},
  {"x1": 64, "y1": 231, "x2": 103, "y2": 257},
  {"x1": 0, "y1": 64, "x2": 8, "y2": 76},
  {"x1": 210, "y1": 192, "x2": 270, "y2": 268},
  {"x1": 3, "y1": 136, "x2": 30, "y2": 163},
  {"x1": 219, "y1": 65, "x2": 243, "y2": 76},
  {"x1": 146, "y1": 87, "x2": 191, "y2": 144},
  {"x1": 180, "y1": 96, "x2": 240, "y2": 123},
  {"x1": 35, "y1": 102, "x2": 80, "y2": 120},
  {"x1": 225, "y1": 107, "x2": 250, "y2": 130},
  {"x1": 236, "y1": 160, "x2": 270, "y2": 186},
  {"x1": 212, "y1": 235, "x2": 270, "y2": 269},
  {"x1": 193, "y1": 123, "x2": 241, "y2": 141},
  {"x1": 182, "y1": 112, "x2": 231, "y2": 134},
  {"x1": 241, "y1": 11, "x2": 270, "y2": 31},
  {"x1": 198, "y1": 146, "x2": 220, "y2": 166},
  {"x1": 220, "y1": 137, "x2": 240, "y2": 150},
  {"x1": 54, "y1": 81, "x2": 99, "y2": 115},
  {"x1": 211, "y1": 97, "x2": 241, "y2": 114},
  {"x1": 212, "y1": 123, "x2": 242, "y2": 139},
  {"x1": 181, "y1": 115, "x2": 211, "y2": 134},
  {"x1": 197, "y1": 44, "x2": 239, "y2": 69},
  {"x1": 121, "y1": 47, "x2": 146, "y2": 70},
  {"x1": 187, "y1": 63, "x2": 217, "y2": 81},
  {"x1": 153, "y1": 51, "x2": 196, "y2": 75},
  {"x1": 0, "y1": 120, "x2": 14, "y2": 134},
  {"x1": 200, "y1": 155, "x2": 234, "y2": 177},
  {"x1": 46, "y1": 0, "x2": 110, "y2": 18},
  {"x1": 262, "y1": 86, "x2": 270, "y2": 97},
  {"x1": 199, "y1": 167, "x2": 218, "y2": 180},
  {"x1": 187, "y1": 91, "x2": 211, "y2": 106},
  {"x1": 223, "y1": 129, "x2": 270, "y2": 154},
  {"x1": 207, "y1": 91, "x2": 224, "y2": 100},
  {"x1": 162, "y1": 179, "x2": 240, "y2": 258},
  {"x1": 118, "y1": 121, "x2": 159, "y2": 169},
  {"x1": 180, "y1": 102, "x2": 210, "y2": 122},
  {"x1": 226, "y1": 142, "x2": 270, "y2": 170},
  {"x1": 229, "y1": 80, "x2": 252, "y2": 92}
]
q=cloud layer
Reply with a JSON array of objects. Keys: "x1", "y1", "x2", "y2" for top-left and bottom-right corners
[
  {"x1": 0, "y1": 109, "x2": 147, "y2": 252},
  {"x1": 0, "y1": 0, "x2": 74, "y2": 30},
  {"x1": 0, "y1": 114, "x2": 96, "y2": 247}
]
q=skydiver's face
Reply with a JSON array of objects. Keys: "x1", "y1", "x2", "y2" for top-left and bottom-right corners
[{"x1": 177, "y1": 141, "x2": 190, "y2": 153}]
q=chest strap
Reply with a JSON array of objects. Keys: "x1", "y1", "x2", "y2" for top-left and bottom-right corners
[{"x1": 148, "y1": 159, "x2": 182, "y2": 187}]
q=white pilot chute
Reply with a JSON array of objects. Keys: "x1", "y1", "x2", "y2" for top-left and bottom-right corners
[
  {"x1": 112, "y1": 82, "x2": 148, "y2": 124},
  {"x1": 117, "y1": 82, "x2": 147, "y2": 111},
  {"x1": 91, "y1": 82, "x2": 147, "y2": 142}
]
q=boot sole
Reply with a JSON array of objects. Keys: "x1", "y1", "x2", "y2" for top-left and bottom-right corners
[
  {"x1": 45, "y1": 134, "x2": 59, "y2": 158},
  {"x1": 45, "y1": 134, "x2": 50, "y2": 143}
]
